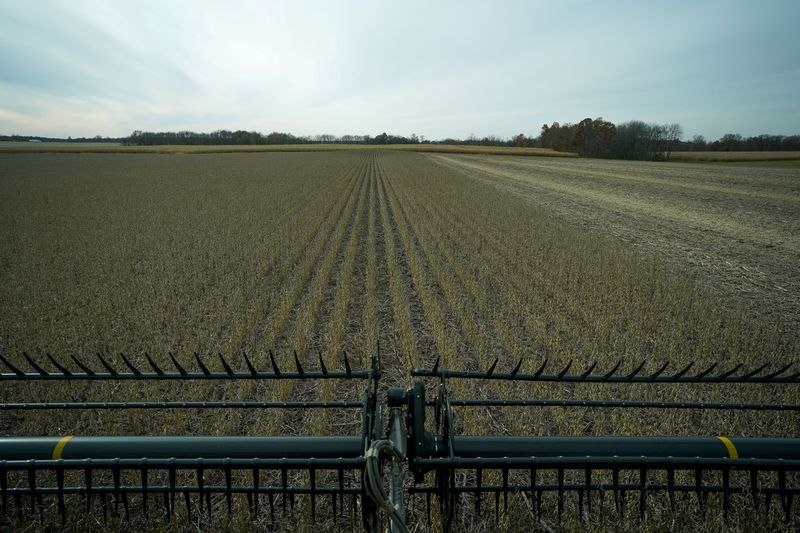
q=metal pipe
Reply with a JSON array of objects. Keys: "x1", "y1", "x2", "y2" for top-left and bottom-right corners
[
  {"x1": 0, "y1": 436, "x2": 364, "y2": 460},
  {"x1": 438, "y1": 398, "x2": 800, "y2": 411},
  {"x1": 448, "y1": 436, "x2": 800, "y2": 460},
  {"x1": 0, "y1": 400, "x2": 363, "y2": 410}
]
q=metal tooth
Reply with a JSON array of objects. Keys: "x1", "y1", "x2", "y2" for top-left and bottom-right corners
[
  {"x1": 224, "y1": 461, "x2": 233, "y2": 514},
  {"x1": 268, "y1": 492, "x2": 275, "y2": 522},
  {"x1": 502, "y1": 466, "x2": 509, "y2": 512},
  {"x1": 580, "y1": 361, "x2": 597, "y2": 379},
  {"x1": 46, "y1": 353, "x2": 72, "y2": 375},
  {"x1": 694, "y1": 362, "x2": 718, "y2": 380},
  {"x1": 475, "y1": 468, "x2": 482, "y2": 514},
  {"x1": 140, "y1": 466, "x2": 148, "y2": 515},
  {"x1": 672, "y1": 361, "x2": 694, "y2": 380},
  {"x1": 269, "y1": 350, "x2": 281, "y2": 376},
  {"x1": 667, "y1": 468, "x2": 676, "y2": 510},
  {"x1": 310, "y1": 467, "x2": 317, "y2": 523},
  {"x1": 743, "y1": 363, "x2": 769, "y2": 379},
  {"x1": 23, "y1": 352, "x2": 48, "y2": 376},
  {"x1": 281, "y1": 467, "x2": 288, "y2": 513},
  {"x1": 556, "y1": 360, "x2": 573, "y2": 379},
  {"x1": 750, "y1": 469, "x2": 760, "y2": 510},
  {"x1": 639, "y1": 467, "x2": 647, "y2": 519},
  {"x1": 717, "y1": 363, "x2": 743, "y2": 381},
  {"x1": 494, "y1": 490, "x2": 499, "y2": 524},
  {"x1": 194, "y1": 353, "x2": 211, "y2": 376},
  {"x1": 431, "y1": 355, "x2": 439, "y2": 374},
  {"x1": 97, "y1": 353, "x2": 117, "y2": 376},
  {"x1": 486, "y1": 358, "x2": 498, "y2": 376},
  {"x1": 252, "y1": 467, "x2": 260, "y2": 516},
  {"x1": 612, "y1": 467, "x2": 622, "y2": 515},
  {"x1": 557, "y1": 468, "x2": 564, "y2": 519},
  {"x1": 27, "y1": 467, "x2": 36, "y2": 517},
  {"x1": 318, "y1": 352, "x2": 328, "y2": 376},
  {"x1": 331, "y1": 493, "x2": 337, "y2": 522},
  {"x1": 144, "y1": 353, "x2": 164, "y2": 375},
  {"x1": 765, "y1": 363, "x2": 793, "y2": 380},
  {"x1": 170, "y1": 352, "x2": 188, "y2": 376},
  {"x1": 694, "y1": 468, "x2": 704, "y2": 515},
  {"x1": 343, "y1": 351, "x2": 354, "y2": 375},
  {"x1": 649, "y1": 361, "x2": 669, "y2": 380},
  {"x1": 120, "y1": 354, "x2": 141, "y2": 375},
  {"x1": 627, "y1": 360, "x2": 646, "y2": 380},
  {"x1": 169, "y1": 461, "x2": 177, "y2": 514},
  {"x1": 603, "y1": 360, "x2": 622, "y2": 380},
  {"x1": 294, "y1": 351, "x2": 304, "y2": 376},
  {"x1": 338, "y1": 465, "x2": 345, "y2": 517},
  {"x1": 122, "y1": 492, "x2": 130, "y2": 520},
  {"x1": 219, "y1": 354, "x2": 234, "y2": 376},
  {"x1": 528, "y1": 359, "x2": 546, "y2": 379},
  {"x1": 509, "y1": 359, "x2": 523, "y2": 378},
  {"x1": 196, "y1": 467, "x2": 204, "y2": 514},
  {"x1": 71, "y1": 354, "x2": 96, "y2": 375},
  {"x1": 585, "y1": 468, "x2": 592, "y2": 514},
  {"x1": 183, "y1": 491, "x2": 191, "y2": 520},
  {"x1": 85, "y1": 465, "x2": 93, "y2": 512},
  {"x1": 243, "y1": 353, "x2": 257, "y2": 376},
  {"x1": 113, "y1": 461, "x2": 121, "y2": 515},
  {"x1": 0, "y1": 354, "x2": 24, "y2": 375},
  {"x1": 529, "y1": 468, "x2": 538, "y2": 517}
]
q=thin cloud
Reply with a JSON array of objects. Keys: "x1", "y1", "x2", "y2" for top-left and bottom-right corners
[{"x1": 0, "y1": 0, "x2": 798, "y2": 139}]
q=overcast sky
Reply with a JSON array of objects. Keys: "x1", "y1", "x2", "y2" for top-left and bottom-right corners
[{"x1": 1, "y1": 0, "x2": 798, "y2": 140}]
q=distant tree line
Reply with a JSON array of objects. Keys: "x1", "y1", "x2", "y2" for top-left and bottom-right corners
[
  {"x1": 126, "y1": 130, "x2": 433, "y2": 146},
  {"x1": 125, "y1": 129, "x2": 531, "y2": 147},
  {"x1": 679, "y1": 133, "x2": 800, "y2": 152},
  {"x1": 0, "y1": 134, "x2": 125, "y2": 143},
  {"x1": 537, "y1": 118, "x2": 683, "y2": 160},
  {"x1": 6, "y1": 127, "x2": 799, "y2": 160}
]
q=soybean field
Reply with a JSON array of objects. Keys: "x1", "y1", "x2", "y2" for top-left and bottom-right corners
[{"x1": 0, "y1": 150, "x2": 798, "y2": 531}]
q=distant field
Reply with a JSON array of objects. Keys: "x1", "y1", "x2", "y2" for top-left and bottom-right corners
[
  {"x1": 672, "y1": 150, "x2": 800, "y2": 162},
  {"x1": 433, "y1": 153, "x2": 800, "y2": 338},
  {"x1": 0, "y1": 151, "x2": 796, "y2": 530},
  {"x1": 0, "y1": 141, "x2": 572, "y2": 157}
]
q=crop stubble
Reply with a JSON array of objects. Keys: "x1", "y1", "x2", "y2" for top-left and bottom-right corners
[{"x1": 0, "y1": 150, "x2": 797, "y2": 530}]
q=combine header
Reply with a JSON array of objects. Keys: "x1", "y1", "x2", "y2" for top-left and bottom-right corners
[{"x1": 0, "y1": 351, "x2": 798, "y2": 531}]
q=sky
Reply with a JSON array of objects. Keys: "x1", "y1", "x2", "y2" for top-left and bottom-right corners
[{"x1": 0, "y1": 0, "x2": 798, "y2": 141}]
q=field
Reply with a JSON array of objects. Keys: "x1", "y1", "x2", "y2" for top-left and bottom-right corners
[
  {"x1": 0, "y1": 151, "x2": 798, "y2": 531},
  {"x1": 0, "y1": 141, "x2": 572, "y2": 157},
  {"x1": 671, "y1": 151, "x2": 800, "y2": 162}
]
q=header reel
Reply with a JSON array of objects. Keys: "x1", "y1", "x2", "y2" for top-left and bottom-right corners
[{"x1": 0, "y1": 352, "x2": 798, "y2": 531}]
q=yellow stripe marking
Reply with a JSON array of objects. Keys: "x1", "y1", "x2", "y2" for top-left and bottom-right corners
[
  {"x1": 52, "y1": 435, "x2": 73, "y2": 460},
  {"x1": 718, "y1": 436, "x2": 738, "y2": 459}
]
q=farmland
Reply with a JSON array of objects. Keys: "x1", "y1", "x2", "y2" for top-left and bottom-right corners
[{"x1": 0, "y1": 151, "x2": 798, "y2": 531}]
